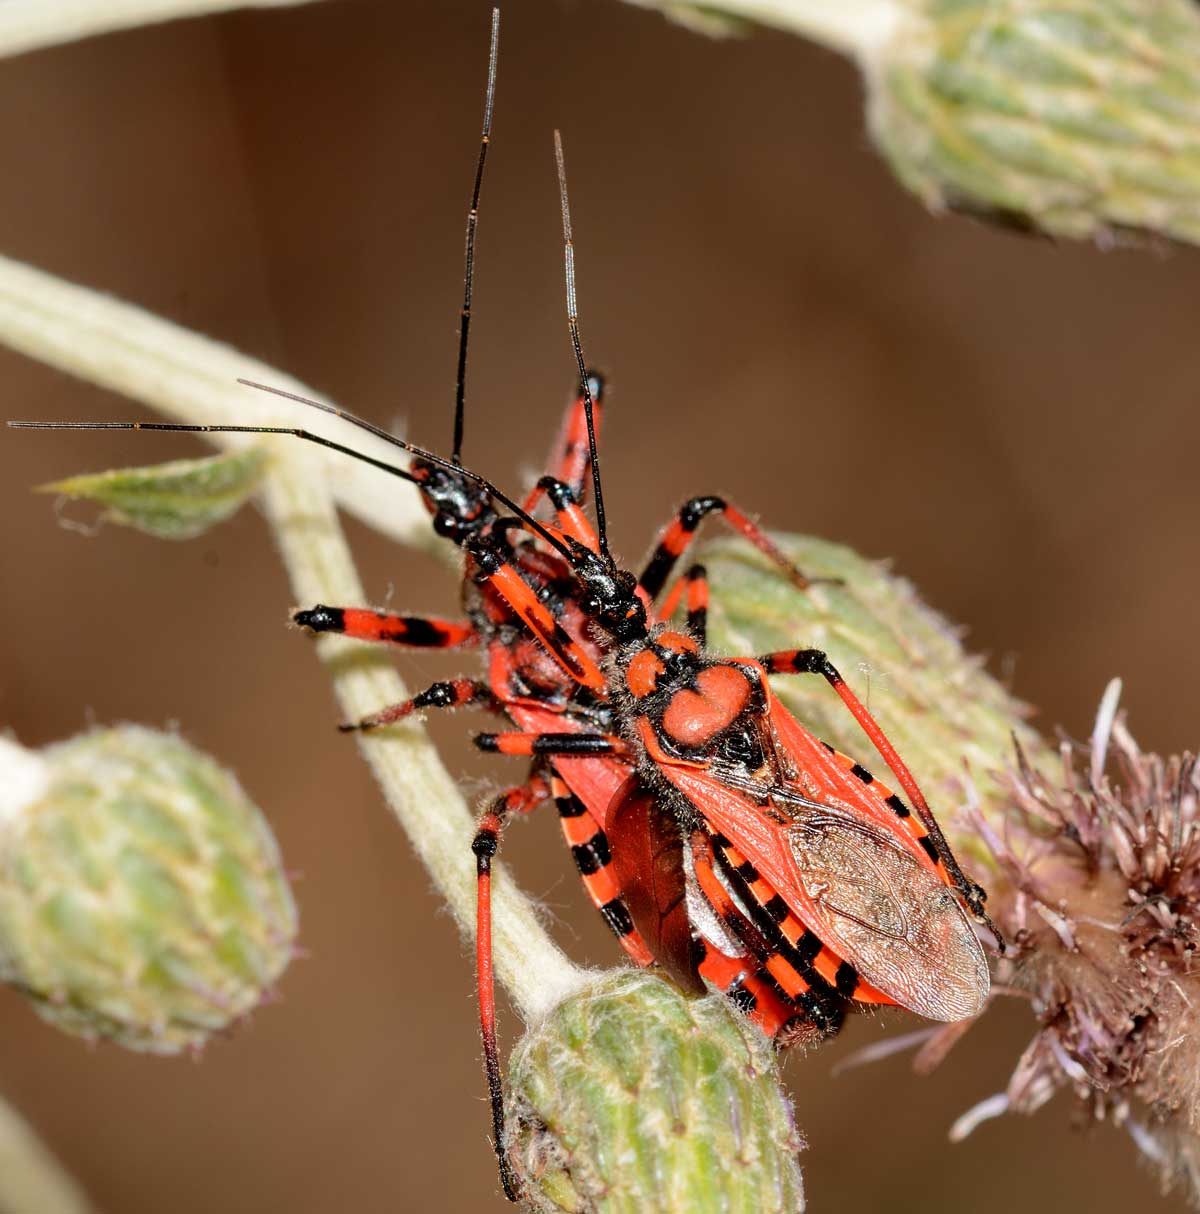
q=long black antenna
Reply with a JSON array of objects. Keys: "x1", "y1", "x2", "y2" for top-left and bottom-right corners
[
  {"x1": 8, "y1": 379, "x2": 576, "y2": 566},
  {"x1": 553, "y1": 129, "x2": 608, "y2": 560},
  {"x1": 453, "y1": 7, "x2": 500, "y2": 466},
  {"x1": 7, "y1": 417, "x2": 424, "y2": 486}
]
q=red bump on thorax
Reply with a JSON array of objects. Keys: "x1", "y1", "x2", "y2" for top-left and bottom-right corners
[
  {"x1": 661, "y1": 664, "x2": 752, "y2": 748},
  {"x1": 626, "y1": 649, "x2": 666, "y2": 699},
  {"x1": 657, "y1": 630, "x2": 698, "y2": 654}
]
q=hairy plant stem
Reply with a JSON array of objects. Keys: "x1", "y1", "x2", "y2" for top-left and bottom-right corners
[
  {"x1": 0, "y1": 1095, "x2": 91, "y2": 1214},
  {"x1": 0, "y1": 250, "x2": 585, "y2": 1021},
  {"x1": 623, "y1": 0, "x2": 905, "y2": 58},
  {"x1": 0, "y1": 0, "x2": 322, "y2": 61},
  {"x1": 0, "y1": 254, "x2": 432, "y2": 551}
]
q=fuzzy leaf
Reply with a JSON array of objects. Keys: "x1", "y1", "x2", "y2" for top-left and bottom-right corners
[{"x1": 38, "y1": 447, "x2": 267, "y2": 540}]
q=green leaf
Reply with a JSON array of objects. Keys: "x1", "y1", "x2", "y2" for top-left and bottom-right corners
[{"x1": 38, "y1": 447, "x2": 268, "y2": 540}]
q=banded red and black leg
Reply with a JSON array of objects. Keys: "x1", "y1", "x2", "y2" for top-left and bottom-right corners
[
  {"x1": 655, "y1": 563, "x2": 709, "y2": 644},
  {"x1": 691, "y1": 832, "x2": 846, "y2": 1038},
  {"x1": 475, "y1": 731, "x2": 630, "y2": 759},
  {"x1": 467, "y1": 537, "x2": 607, "y2": 693},
  {"x1": 552, "y1": 774, "x2": 654, "y2": 968},
  {"x1": 638, "y1": 496, "x2": 836, "y2": 602},
  {"x1": 472, "y1": 772, "x2": 553, "y2": 1202},
  {"x1": 708, "y1": 831, "x2": 891, "y2": 1013},
  {"x1": 522, "y1": 476, "x2": 600, "y2": 553},
  {"x1": 293, "y1": 605, "x2": 476, "y2": 650},
  {"x1": 523, "y1": 371, "x2": 606, "y2": 510},
  {"x1": 340, "y1": 678, "x2": 502, "y2": 733},
  {"x1": 759, "y1": 648, "x2": 1002, "y2": 946}
]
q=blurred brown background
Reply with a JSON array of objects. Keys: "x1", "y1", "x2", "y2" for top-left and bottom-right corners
[{"x1": 0, "y1": 0, "x2": 1197, "y2": 1210}]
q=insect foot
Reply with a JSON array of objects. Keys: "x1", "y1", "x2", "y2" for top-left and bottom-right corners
[
  {"x1": 0, "y1": 727, "x2": 297, "y2": 1053},
  {"x1": 504, "y1": 969, "x2": 806, "y2": 1214}
]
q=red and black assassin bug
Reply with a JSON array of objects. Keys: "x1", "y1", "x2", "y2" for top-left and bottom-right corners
[
  {"x1": 11, "y1": 13, "x2": 1001, "y2": 1201},
  {"x1": 9, "y1": 12, "x2": 863, "y2": 1197}
]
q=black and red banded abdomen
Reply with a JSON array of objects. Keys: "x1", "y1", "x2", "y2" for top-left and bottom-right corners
[{"x1": 608, "y1": 776, "x2": 704, "y2": 995}]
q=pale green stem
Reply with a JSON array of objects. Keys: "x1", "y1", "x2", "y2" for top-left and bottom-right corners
[
  {"x1": 623, "y1": 0, "x2": 905, "y2": 61},
  {"x1": 0, "y1": 253, "x2": 430, "y2": 551},
  {"x1": 0, "y1": 1096, "x2": 91, "y2": 1214},
  {"x1": 0, "y1": 250, "x2": 586, "y2": 1019},
  {"x1": 0, "y1": 0, "x2": 324, "y2": 61},
  {"x1": 259, "y1": 451, "x2": 587, "y2": 1018}
]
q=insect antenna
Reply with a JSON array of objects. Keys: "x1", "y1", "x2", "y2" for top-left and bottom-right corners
[
  {"x1": 228, "y1": 381, "x2": 573, "y2": 559},
  {"x1": 6, "y1": 415, "x2": 425, "y2": 486},
  {"x1": 453, "y1": 7, "x2": 500, "y2": 466},
  {"x1": 11, "y1": 378, "x2": 579, "y2": 567},
  {"x1": 554, "y1": 129, "x2": 609, "y2": 561}
]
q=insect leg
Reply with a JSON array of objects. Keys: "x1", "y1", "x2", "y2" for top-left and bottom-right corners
[
  {"x1": 552, "y1": 774, "x2": 654, "y2": 967},
  {"x1": 475, "y1": 732, "x2": 630, "y2": 758},
  {"x1": 523, "y1": 476, "x2": 599, "y2": 552},
  {"x1": 638, "y1": 496, "x2": 834, "y2": 601},
  {"x1": 339, "y1": 678, "x2": 503, "y2": 733},
  {"x1": 655, "y1": 563, "x2": 709, "y2": 643},
  {"x1": 689, "y1": 833, "x2": 845, "y2": 1038},
  {"x1": 759, "y1": 648, "x2": 1003, "y2": 947},
  {"x1": 692, "y1": 833, "x2": 847, "y2": 1035},
  {"x1": 523, "y1": 371, "x2": 606, "y2": 509},
  {"x1": 692, "y1": 939, "x2": 805, "y2": 1039},
  {"x1": 467, "y1": 543, "x2": 607, "y2": 692},
  {"x1": 293, "y1": 606, "x2": 476, "y2": 649},
  {"x1": 709, "y1": 834, "x2": 893, "y2": 1008},
  {"x1": 472, "y1": 771, "x2": 553, "y2": 1202}
]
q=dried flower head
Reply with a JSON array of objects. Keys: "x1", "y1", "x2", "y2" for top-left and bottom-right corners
[{"x1": 967, "y1": 681, "x2": 1200, "y2": 1197}]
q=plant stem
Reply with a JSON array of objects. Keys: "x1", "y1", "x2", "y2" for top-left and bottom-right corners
[
  {"x1": 0, "y1": 0, "x2": 324, "y2": 62},
  {"x1": 623, "y1": 0, "x2": 906, "y2": 60},
  {"x1": 0, "y1": 253, "x2": 433, "y2": 552},
  {"x1": 0, "y1": 1095, "x2": 91, "y2": 1214},
  {"x1": 0, "y1": 251, "x2": 586, "y2": 1021}
]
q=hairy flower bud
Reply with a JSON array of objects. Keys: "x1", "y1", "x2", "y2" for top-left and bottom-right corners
[
  {"x1": 506, "y1": 970, "x2": 806, "y2": 1214},
  {"x1": 0, "y1": 727, "x2": 297, "y2": 1053},
  {"x1": 867, "y1": 0, "x2": 1200, "y2": 243}
]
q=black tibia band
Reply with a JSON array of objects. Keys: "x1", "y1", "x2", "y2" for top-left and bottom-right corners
[
  {"x1": 536, "y1": 476, "x2": 578, "y2": 508},
  {"x1": 599, "y1": 898, "x2": 635, "y2": 938},
  {"x1": 389, "y1": 617, "x2": 455, "y2": 646},
  {"x1": 762, "y1": 648, "x2": 838, "y2": 678},
  {"x1": 570, "y1": 834, "x2": 612, "y2": 876},
  {"x1": 472, "y1": 829, "x2": 497, "y2": 866},
  {"x1": 527, "y1": 734, "x2": 619, "y2": 756},
  {"x1": 412, "y1": 681, "x2": 486, "y2": 710},
  {"x1": 474, "y1": 733, "x2": 621, "y2": 756},
  {"x1": 638, "y1": 496, "x2": 727, "y2": 600},
  {"x1": 555, "y1": 791, "x2": 588, "y2": 818},
  {"x1": 293, "y1": 605, "x2": 344, "y2": 632}
]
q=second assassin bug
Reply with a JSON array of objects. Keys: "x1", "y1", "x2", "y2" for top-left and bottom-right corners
[{"x1": 12, "y1": 10, "x2": 1001, "y2": 1201}]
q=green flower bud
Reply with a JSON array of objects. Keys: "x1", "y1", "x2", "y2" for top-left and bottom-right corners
[
  {"x1": 39, "y1": 447, "x2": 267, "y2": 540},
  {"x1": 0, "y1": 727, "x2": 297, "y2": 1053},
  {"x1": 868, "y1": 0, "x2": 1200, "y2": 243},
  {"x1": 506, "y1": 970, "x2": 805, "y2": 1214}
]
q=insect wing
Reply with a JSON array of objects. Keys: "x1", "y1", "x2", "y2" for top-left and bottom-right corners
[
  {"x1": 785, "y1": 808, "x2": 990, "y2": 1020},
  {"x1": 607, "y1": 776, "x2": 704, "y2": 994},
  {"x1": 766, "y1": 690, "x2": 922, "y2": 845},
  {"x1": 658, "y1": 762, "x2": 990, "y2": 1022}
]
